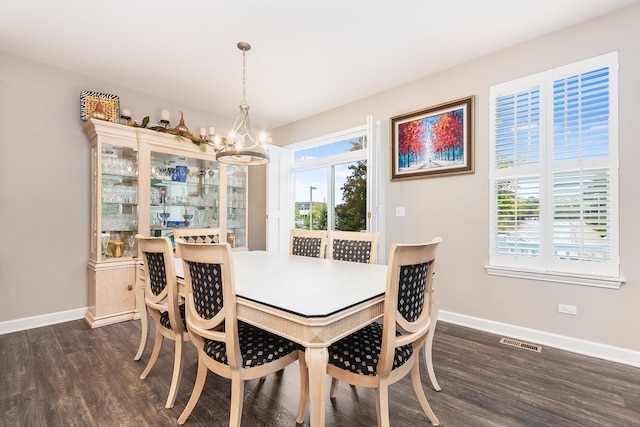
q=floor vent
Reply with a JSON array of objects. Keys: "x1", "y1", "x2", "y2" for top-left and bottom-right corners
[{"x1": 499, "y1": 337, "x2": 542, "y2": 353}]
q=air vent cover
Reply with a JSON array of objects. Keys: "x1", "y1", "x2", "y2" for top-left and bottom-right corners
[{"x1": 499, "y1": 337, "x2": 542, "y2": 352}]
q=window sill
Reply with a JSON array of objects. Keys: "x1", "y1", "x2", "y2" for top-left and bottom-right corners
[{"x1": 485, "y1": 266, "x2": 624, "y2": 289}]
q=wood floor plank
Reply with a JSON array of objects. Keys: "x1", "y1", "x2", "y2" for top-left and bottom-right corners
[
  {"x1": 0, "y1": 331, "x2": 34, "y2": 400},
  {"x1": 1, "y1": 318, "x2": 639, "y2": 426}
]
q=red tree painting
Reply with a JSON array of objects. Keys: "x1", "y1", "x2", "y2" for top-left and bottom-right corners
[
  {"x1": 398, "y1": 119, "x2": 426, "y2": 168},
  {"x1": 431, "y1": 111, "x2": 464, "y2": 162}
]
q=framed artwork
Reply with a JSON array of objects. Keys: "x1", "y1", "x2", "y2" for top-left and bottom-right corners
[
  {"x1": 390, "y1": 95, "x2": 474, "y2": 181},
  {"x1": 80, "y1": 90, "x2": 120, "y2": 122}
]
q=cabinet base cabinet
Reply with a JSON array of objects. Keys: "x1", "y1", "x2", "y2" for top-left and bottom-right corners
[{"x1": 85, "y1": 259, "x2": 138, "y2": 328}]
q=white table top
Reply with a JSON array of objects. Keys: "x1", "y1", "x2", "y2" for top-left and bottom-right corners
[{"x1": 176, "y1": 250, "x2": 388, "y2": 317}]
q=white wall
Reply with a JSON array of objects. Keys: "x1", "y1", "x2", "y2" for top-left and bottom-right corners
[
  {"x1": 270, "y1": 4, "x2": 640, "y2": 353},
  {"x1": 0, "y1": 51, "x2": 240, "y2": 323}
]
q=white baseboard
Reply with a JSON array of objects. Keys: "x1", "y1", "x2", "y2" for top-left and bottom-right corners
[
  {"x1": 439, "y1": 310, "x2": 640, "y2": 368},
  {"x1": 2, "y1": 307, "x2": 639, "y2": 368},
  {"x1": 0, "y1": 308, "x2": 87, "y2": 335}
]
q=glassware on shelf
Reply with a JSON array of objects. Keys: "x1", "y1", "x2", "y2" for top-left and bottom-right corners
[
  {"x1": 102, "y1": 155, "x2": 137, "y2": 176},
  {"x1": 101, "y1": 233, "x2": 110, "y2": 259},
  {"x1": 102, "y1": 214, "x2": 137, "y2": 231},
  {"x1": 157, "y1": 212, "x2": 170, "y2": 227},
  {"x1": 125, "y1": 234, "x2": 136, "y2": 257}
]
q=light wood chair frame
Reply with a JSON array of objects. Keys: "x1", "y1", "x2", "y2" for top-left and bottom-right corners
[
  {"x1": 172, "y1": 227, "x2": 222, "y2": 258},
  {"x1": 289, "y1": 229, "x2": 329, "y2": 258},
  {"x1": 135, "y1": 234, "x2": 189, "y2": 409},
  {"x1": 176, "y1": 241, "x2": 308, "y2": 426},
  {"x1": 327, "y1": 230, "x2": 380, "y2": 264},
  {"x1": 327, "y1": 237, "x2": 442, "y2": 427}
]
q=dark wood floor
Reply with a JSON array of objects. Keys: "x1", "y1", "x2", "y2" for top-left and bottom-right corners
[{"x1": 1, "y1": 318, "x2": 639, "y2": 427}]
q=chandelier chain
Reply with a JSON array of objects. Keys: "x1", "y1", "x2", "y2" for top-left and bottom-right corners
[{"x1": 241, "y1": 49, "x2": 247, "y2": 105}]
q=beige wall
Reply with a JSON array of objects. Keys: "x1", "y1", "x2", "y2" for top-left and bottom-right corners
[
  {"x1": 1, "y1": 4, "x2": 638, "y2": 356},
  {"x1": 270, "y1": 4, "x2": 640, "y2": 352},
  {"x1": 0, "y1": 51, "x2": 257, "y2": 322}
]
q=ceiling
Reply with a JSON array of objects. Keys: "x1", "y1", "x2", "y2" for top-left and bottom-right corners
[{"x1": 1, "y1": 0, "x2": 637, "y2": 129}]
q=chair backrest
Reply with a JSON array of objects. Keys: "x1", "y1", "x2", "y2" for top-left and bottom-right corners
[
  {"x1": 136, "y1": 234, "x2": 184, "y2": 333},
  {"x1": 378, "y1": 237, "x2": 442, "y2": 375},
  {"x1": 176, "y1": 241, "x2": 242, "y2": 368},
  {"x1": 328, "y1": 230, "x2": 380, "y2": 264},
  {"x1": 172, "y1": 227, "x2": 222, "y2": 258},
  {"x1": 289, "y1": 229, "x2": 328, "y2": 258}
]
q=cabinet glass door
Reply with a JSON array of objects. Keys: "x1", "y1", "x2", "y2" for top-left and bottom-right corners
[
  {"x1": 226, "y1": 164, "x2": 247, "y2": 249},
  {"x1": 99, "y1": 143, "x2": 138, "y2": 260},
  {"x1": 150, "y1": 151, "x2": 219, "y2": 239}
]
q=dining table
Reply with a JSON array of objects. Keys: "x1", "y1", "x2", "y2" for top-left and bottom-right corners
[
  {"x1": 135, "y1": 249, "x2": 440, "y2": 426},
  {"x1": 176, "y1": 250, "x2": 387, "y2": 427}
]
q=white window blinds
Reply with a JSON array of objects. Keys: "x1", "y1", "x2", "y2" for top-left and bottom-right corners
[{"x1": 489, "y1": 52, "x2": 620, "y2": 286}]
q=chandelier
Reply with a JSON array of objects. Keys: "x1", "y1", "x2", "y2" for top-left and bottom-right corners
[{"x1": 215, "y1": 42, "x2": 270, "y2": 166}]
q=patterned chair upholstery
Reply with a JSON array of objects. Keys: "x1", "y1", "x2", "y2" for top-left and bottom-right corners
[
  {"x1": 135, "y1": 234, "x2": 189, "y2": 409},
  {"x1": 328, "y1": 230, "x2": 379, "y2": 264},
  {"x1": 326, "y1": 237, "x2": 443, "y2": 427},
  {"x1": 173, "y1": 227, "x2": 222, "y2": 258},
  {"x1": 289, "y1": 229, "x2": 328, "y2": 258},
  {"x1": 176, "y1": 241, "x2": 308, "y2": 427}
]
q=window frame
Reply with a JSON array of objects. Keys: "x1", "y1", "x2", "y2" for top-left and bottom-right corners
[
  {"x1": 288, "y1": 125, "x2": 369, "y2": 232},
  {"x1": 487, "y1": 51, "x2": 623, "y2": 289}
]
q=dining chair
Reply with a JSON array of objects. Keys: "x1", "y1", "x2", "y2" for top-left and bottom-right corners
[
  {"x1": 327, "y1": 230, "x2": 380, "y2": 264},
  {"x1": 172, "y1": 227, "x2": 222, "y2": 258},
  {"x1": 135, "y1": 234, "x2": 189, "y2": 409},
  {"x1": 327, "y1": 237, "x2": 443, "y2": 427},
  {"x1": 326, "y1": 230, "x2": 380, "y2": 395},
  {"x1": 175, "y1": 241, "x2": 308, "y2": 426},
  {"x1": 289, "y1": 229, "x2": 328, "y2": 258}
]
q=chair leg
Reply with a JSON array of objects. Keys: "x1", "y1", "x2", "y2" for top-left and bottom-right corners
[
  {"x1": 229, "y1": 372, "x2": 245, "y2": 427},
  {"x1": 140, "y1": 330, "x2": 163, "y2": 379},
  {"x1": 177, "y1": 357, "x2": 208, "y2": 425},
  {"x1": 329, "y1": 377, "x2": 339, "y2": 399},
  {"x1": 410, "y1": 359, "x2": 440, "y2": 426},
  {"x1": 296, "y1": 351, "x2": 309, "y2": 424},
  {"x1": 134, "y1": 284, "x2": 148, "y2": 361},
  {"x1": 165, "y1": 336, "x2": 185, "y2": 408},
  {"x1": 374, "y1": 380, "x2": 390, "y2": 427},
  {"x1": 424, "y1": 294, "x2": 441, "y2": 391}
]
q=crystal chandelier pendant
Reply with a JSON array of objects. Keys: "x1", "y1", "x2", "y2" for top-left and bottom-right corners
[{"x1": 216, "y1": 42, "x2": 270, "y2": 166}]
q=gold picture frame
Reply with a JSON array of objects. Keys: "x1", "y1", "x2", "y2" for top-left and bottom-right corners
[{"x1": 390, "y1": 95, "x2": 474, "y2": 181}]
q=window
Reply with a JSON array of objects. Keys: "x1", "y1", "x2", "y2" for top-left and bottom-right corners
[
  {"x1": 267, "y1": 118, "x2": 382, "y2": 255},
  {"x1": 290, "y1": 126, "x2": 368, "y2": 232},
  {"x1": 488, "y1": 52, "x2": 622, "y2": 288}
]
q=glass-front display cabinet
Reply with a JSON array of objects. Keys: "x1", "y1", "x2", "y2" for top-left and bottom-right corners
[
  {"x1": 83, "y1": 119, "x2": 249, "y2": 328},
  {"x1": 147, "y1": 152, "x2": 219, "y2": 240},
  {"x1": 85, "y1": 120, "x2": 139, "y2": 328},
  {"x1": 226, "y1": 164, "x2": 248, "y2": 249}
]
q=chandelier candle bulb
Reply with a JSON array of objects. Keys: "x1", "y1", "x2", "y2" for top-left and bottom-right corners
[
  {"x1": 208, "y1": 127, "x2": 216, "y2": 136},
  {"x1": 200, "y1": 128, "x2": 207, "y2": 137},
  {"x1": 160, "y1": 109, "x2": 170, "y2": 121}
]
